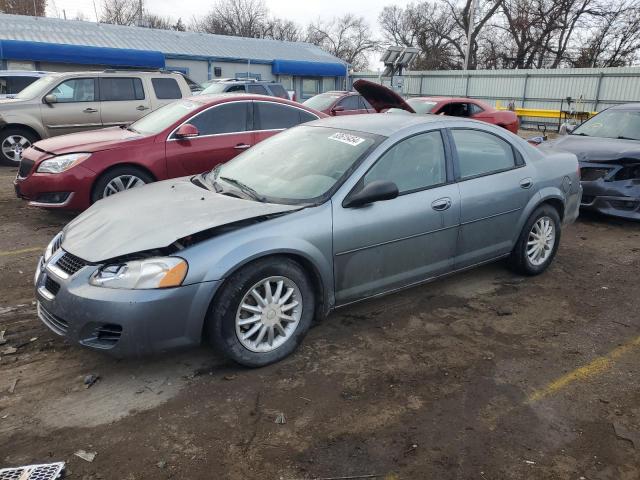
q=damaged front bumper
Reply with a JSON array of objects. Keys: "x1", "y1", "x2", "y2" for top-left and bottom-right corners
[
  {"x1": 34, "y1": 251, "x2": 220, "y2": 357},
  {"x1": 579, "y1": 161, "x2": 640, "y2": 220}
]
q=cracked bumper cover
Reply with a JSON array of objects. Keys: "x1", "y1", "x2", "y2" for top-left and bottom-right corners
[{"x1": 35, "y1": 258, "x2": 220, "y2": 357}]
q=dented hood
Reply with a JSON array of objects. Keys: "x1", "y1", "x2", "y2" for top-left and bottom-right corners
[
  {"x1": 61, "y1": 178, "x2": 299, "y2": 263},
  {"x1": 543, "y1": 135, "x2": 640, "y2": 163},
  {"x1": 353, "y1": 79, "x2": 416, "y2": 113}
]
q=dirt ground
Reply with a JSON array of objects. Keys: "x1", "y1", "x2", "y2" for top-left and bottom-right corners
[{"x1": 0, "y1": 162, "x2": 639, "y2": 480}]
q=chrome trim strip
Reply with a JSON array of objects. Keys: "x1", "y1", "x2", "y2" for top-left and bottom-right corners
[
  {"x1": 37, "y1": 286, "x2": 54, "y2": 301},
  {"x1": 28, "y1": 192, "x2": 75, "y2": 208},
  {"x1": 46, "y1": 123, "x2": 102, "y2": 129},
  {"x1": 335, "y1": 224, "x2": 458, "y2": 257}
]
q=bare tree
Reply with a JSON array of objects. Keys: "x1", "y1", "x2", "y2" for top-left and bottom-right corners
[
  {"x1": 100, "y1": 0, "x2": 141, "y2": 25},
  {"x1": 0, "y1": 0, "x2": 46, "y2": 16},
  {"x1": 262, "y1": 18, "x2": 302, "y2": 42},
  {"x1": 306, "y1": 14, "x2": 379, "y2": 70},
  {"x1": 192, "y1": 0, "x2": 269, "y2": 37}
]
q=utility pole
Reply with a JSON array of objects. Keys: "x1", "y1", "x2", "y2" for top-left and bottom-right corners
[
  {"x1": 33, "y1": 0, "x2": 37, "y2": 15},
  {"x1": 464, "y1": 0, "x2": 477, "y2": 70},
  {"x1": 138, "y1": 0, "x2": 144, "y2": 26}
]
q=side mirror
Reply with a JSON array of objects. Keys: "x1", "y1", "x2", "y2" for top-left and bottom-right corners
[
  {"x1": 44, "y1": 94, "x2": 57, "y2": 104},
  {"x1": 343, "y1": 180, "x2": 399, "y2": 208},
  {"x1": 175, "y1": 124, "x2": 199, "y2": 139},
  {"x1": 331, "y1": 105, "x2": 345, "y2": 114}
]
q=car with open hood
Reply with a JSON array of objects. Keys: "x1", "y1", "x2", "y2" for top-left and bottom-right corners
[
  {"x1": 540, "y1": 103, "x2": 640, "y2": 220},
  {"x1": 303, "y1": 91, "x2": 375, "y2": 116},
  {"x1": 14, "y1": 94, "x2": 324, "y2": 210},
  {"x1": 352, "y1": 80, "x2": 519, "y2": 134},
  {"x1": 35, "y1": 114, "x2": 580, "y2": 367}
]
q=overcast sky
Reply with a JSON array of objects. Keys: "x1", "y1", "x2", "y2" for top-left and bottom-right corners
[{"x1": 46, "y1": 0, "x2": 393, "y2": 68}]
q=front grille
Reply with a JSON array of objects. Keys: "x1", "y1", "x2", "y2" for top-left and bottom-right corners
[
  {"x1": 18, "y1": 158, "x2": 35, "y2": 178},
  {"x1": 0, "y1": 462, "x2": 64, "y2": 480},
  {"x1": 37, "y1": 302, "x2": 68, "y2": 335},
  {"x1": 51, "y1": 234, "x2": 63, "y2": 255},
  {"x1": 580, "y1": 167, "x2": 610, "y2": 181},
  {"x1": 55, "y1": 252, "x2": 88, "y2": 276},
  {"x1": 44, "y1": 276, "x2": 60, "y2": 296}
]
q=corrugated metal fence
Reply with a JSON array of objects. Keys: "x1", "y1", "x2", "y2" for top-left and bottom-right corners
[{"x1": 350, "y1": 67, "x2": 640, "y2": 125}]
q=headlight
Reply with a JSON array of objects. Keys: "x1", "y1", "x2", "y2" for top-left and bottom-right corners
[
  {"x1": 37, "y1": 153, "x2": 91, "y2": 174},
  {"x1": 44, "y1": 231, "x2": 64, "y2": 262},
  {"x1": 89, "y1": 257, "x2": 188, "y2": 289}
]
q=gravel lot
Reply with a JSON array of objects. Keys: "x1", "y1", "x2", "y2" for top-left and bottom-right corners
[{"x1": 0, "y1": 161, "x2": 639, "y2": 480}]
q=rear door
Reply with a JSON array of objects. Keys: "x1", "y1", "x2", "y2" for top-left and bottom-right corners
[
  {"x1": 253, "y1": 100, "x2": 320, "y2": 144},
  {"x1": 99, "y1": 77, "x2": 151, "y2": 127},
  {"x1": 449, "y1": 128, "x2": 534, "y2": 268},
  {"x1": 165, "y1": 100, "x2": 254, "y2": 176},
  {"x1": 41, "y1": 77, "x2": 102, "y2": 136}
]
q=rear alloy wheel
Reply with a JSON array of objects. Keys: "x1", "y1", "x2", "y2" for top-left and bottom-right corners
[
  {"x1": 1, "y1": 128, "x2": 37, "y2": 166},
  {"x1": 208, "y1": 257, "x2": 315, "y2": 367},
  {"x1": 92, "y1": 166, "x2": 154, "y2": 203},
  {"x1": 508, "y1": 205, "x2": 561, "y2": 275}
]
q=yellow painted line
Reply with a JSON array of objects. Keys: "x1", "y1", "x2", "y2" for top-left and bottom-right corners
[
  {"x1": 0, "y1": 246, "x2": 43, "y2": 257},
  {"x1": 527, "y1": 335, "x2": 640, "y2": 404}
]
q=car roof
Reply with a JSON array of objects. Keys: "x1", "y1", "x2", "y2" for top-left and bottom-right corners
[
  {"x1": 188, "y1": 92, "x2": 320, "y2": 110},
  {"x1": 411, "y1": 96, "x2": 481, "y2": 103},
  {"x1": 304, "y1": 113, "x2": 447, "y2": 136},
  {"x1": 610, "y1": 103, "x2": 640, "y2": 111},
  {"x1": 0, "y1": 70, "x2": 50, "y2": 76}
]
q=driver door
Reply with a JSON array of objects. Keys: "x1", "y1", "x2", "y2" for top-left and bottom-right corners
[
  {"x1": 41, "y1": 77, "x2": 102, "y2": 136},
  {"x1": 332, "y1": 130, "x2": 460, "y2": 304},
  {"x1": 165, "y1": 101, "x2": 254, "y2": 176}
]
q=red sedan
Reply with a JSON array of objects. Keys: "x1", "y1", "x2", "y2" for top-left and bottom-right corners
[
  {"x1": 406, "y1": 96, "x2": 519, "y2": 134},
  {"x1": 15, "y1": 94, "x2": 325, "y2": 211},
  {"x1": 302, "y1": 91, "x2": 375, "y2": 116}
]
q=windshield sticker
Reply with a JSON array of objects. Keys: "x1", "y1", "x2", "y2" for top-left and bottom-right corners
[{"x1": 329, "y1": 132, "x2": 366, "y2": 146}]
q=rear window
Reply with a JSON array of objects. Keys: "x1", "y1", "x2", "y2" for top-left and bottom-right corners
[
  {"x1": 268, "y1": 84, "x2": 288, "y2": 99},
  {"x1": 101, "y1": 77, "x2": 144, "y2": 101},
  {"x1": 4, "y1": 76, "x2": 39, "y2": 94},
  {"x1": 152, "y1": 78, "x2": 182, "y2": 99}
]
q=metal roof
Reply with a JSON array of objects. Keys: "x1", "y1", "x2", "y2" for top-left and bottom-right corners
[{"x1": 0, "y1": 13, "x2": 345, "y2": 65}]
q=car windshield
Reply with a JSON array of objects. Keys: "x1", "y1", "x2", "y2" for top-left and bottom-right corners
[
  {"x1": 407, "y1": 98, "x2": 438, "y2": 114},
  {"x1": 572, "y1": 109, "x2": 640, "y2": 141},
  {"x1": 205, "y1": 126, "x2": 382, "y2": 204},
  {"x1": 13, "y1": 76, "x2": 57, "y2": 100},
  {"x1": 128, "y1": 100, "x2": 200, "y2": 135},
  {"x1": 201, "y1": 83, "x2": 231, "y2": 94},
  {"x1": 303, "y1": 94, "x2": 342, "y2": 111}
]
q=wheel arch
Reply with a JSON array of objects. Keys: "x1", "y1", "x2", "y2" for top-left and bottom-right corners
[
  {"x1": 0, "y1": 123, "x2": 42, "y2": 142},
  {"x1": 91, "y1": 162, "x2": 157, "y2": 200}
]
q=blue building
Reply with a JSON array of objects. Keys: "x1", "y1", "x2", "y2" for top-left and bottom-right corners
[{"x1": 0, "y1": 13, "x2": 348, "y2": 99}]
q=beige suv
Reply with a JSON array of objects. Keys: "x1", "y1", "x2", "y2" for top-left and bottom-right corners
[{"x1": 0, "y1": 70, "x2": 192, "y2": 165}]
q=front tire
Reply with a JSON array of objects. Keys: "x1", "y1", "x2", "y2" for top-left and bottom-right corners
[
  {"x1": 508, "y1": 205, "x2": 561, "y2": 275},
  {"x1": 91, "y1": 166, "x2": 154, "y2": 203},
  {"x1": 207, "y1": 257, "x2": 315, "y2": 367},
  {"x1": 1, "y1": 127, "x2": 38, "y2": 166}
]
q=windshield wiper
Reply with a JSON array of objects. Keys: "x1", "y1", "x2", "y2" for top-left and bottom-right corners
[
  {"x1": 571, "y1": 132, "x2": 589, "y2": 136},
  {"x1": 219, "y1": 176, "x2": 266, "y2": 202},
  {"x1": 126, "y1": 126, "x2": 139, "y2": 134},
  {"x1": 616, "y1": 135, "x2": 639, "y2": 141}
]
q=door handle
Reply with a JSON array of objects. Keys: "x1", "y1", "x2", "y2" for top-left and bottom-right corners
[
  {"x1": 520, "y1": 178, "x2": 533, "y2": 189},
  {"x1": 83, "y1": 108, "x2": 98, "y2": 113},
  {"x1": 431, "y1": 197, "x2": 452, "y2": 211},
  {"x1": 234, "y1": 144, "x2": 251, "y2": 150},
  {"x1": 136, "y1": 105, "x2": 149, "y2": 111}
]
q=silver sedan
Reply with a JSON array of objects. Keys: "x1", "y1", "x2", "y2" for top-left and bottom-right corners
[{"x1": 35, "y1": 114, "x2": 581, "y2": 366}]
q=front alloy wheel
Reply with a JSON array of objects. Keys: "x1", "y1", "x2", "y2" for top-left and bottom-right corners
[
  {"x1": 208, "y1": 257, "x2": 315, "y2": 367},
  {"x1": 1, "y1": 134, "x2": 31, "y2": 164},
  {"x1": 103, "y1": 175, "x2": 146, "y2": 197}
]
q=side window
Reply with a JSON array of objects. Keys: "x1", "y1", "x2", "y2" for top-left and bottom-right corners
[
  {"x1": 363, "y1": 131, "x2": 447, "y2": 193},
  {"x1": 0, "y1": 78, "x2": 6, "y2": 95},
  {"x1": 338, "y1": 95, "x2": 360, "y2": 111},
  {"x1": 359, "y1": 96, "x2": 372, "y2": 111},
  {"x1": 226, "y1": 85, "x2": 246, "y2": 93},
  {"x1": 469, "y1": 104, "x2": 484, "y2": 115},
  {"x1": 452, "y1": 129, "x2": 516, "y2": 179},
  {"x1": 247, "y1": 84, "x2": 268, "y2": 95},
  {"x1": 255, "y1": 102, "x2": 302, "y2": 130},
  {"x1": 50, "y1": 78, "x2": 96, "y2": 103},
  {"x1": 268, "y1": 84, "x2": 288, "y2": 99},
  {"x1": 187, "y1": 102, "x2": 248, "y2": 136},
  {"x1": 299, "y1": 109, "x2": 319, "y2": 123},
  {"x1": 152, "y1": 78, "x2": 182, "y2": 100},
  {"x1": 100, "y1": 78, "x2": 145, "y2": 101},
  {"x1": 8, "y1": 76, "x2": 38, "y2": 94}
]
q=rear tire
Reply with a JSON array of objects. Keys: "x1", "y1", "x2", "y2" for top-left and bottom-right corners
[
  {"x1": 91, "y1": 166, "x2": 154, "y2": 203},
  {"x1": 207, "y1": 257, "x2": 315, "y2": 367},
  {"x1": 508, "y1": 205, "x2": 561, "y2": 275},
  {"x1": 0, "y1": 127, "x2": 38, "y2": 166}
]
